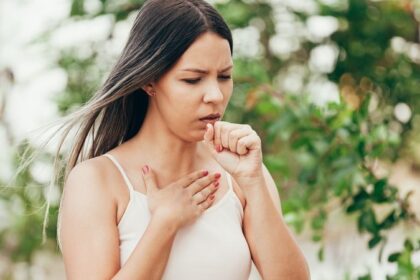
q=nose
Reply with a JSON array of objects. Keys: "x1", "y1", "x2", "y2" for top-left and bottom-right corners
[{"x1": 203, "y1": 81, "x2": 224, "y2": 103}]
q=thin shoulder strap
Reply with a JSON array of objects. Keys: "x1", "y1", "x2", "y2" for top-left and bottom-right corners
[
  {"x1": 225, "y1": 170, "x2": 233, "y2": 191},
  {"x1": 103, "y1": 154, "x2": 135, "y2": 193}
]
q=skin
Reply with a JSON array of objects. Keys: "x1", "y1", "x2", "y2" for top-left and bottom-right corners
[{"x1": 59, "y1": 31, "x2": 310, "y2": 279}]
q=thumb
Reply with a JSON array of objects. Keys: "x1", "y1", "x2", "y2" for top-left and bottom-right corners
[
  {"x1": 203, "y1": 123, "x2": 214, "y2": 145},
  {"x1": 202, "y1": 123, "x2": 218, "y2": 155},
  {"x1": 141, "y1": 165, "x2": 158, "y2": 194}
]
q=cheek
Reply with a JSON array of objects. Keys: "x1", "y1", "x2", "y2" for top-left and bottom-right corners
[
  {"x1": 162, "y1": 89, "x2": 198, "y2": 121},
  {"x1": 222, "y1": 82, "x2": 233, "y2": 102}
]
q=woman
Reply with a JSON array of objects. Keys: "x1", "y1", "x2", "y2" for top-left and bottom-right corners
[{"x1": 58, "y1": 0, "x2": 310, "y2": 279}]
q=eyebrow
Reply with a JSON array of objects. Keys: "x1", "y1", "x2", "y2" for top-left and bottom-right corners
[{"x1": 180, "y1": 65, "x2": 233, "y2": 74}]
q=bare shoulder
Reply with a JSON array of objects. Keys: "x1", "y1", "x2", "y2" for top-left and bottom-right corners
[
  {"x1": 62, "y1": 156, "x2": 117, "y2": 207},
  {"x1": 59, "y1": 156, "x2": 121, "y2": 278},
  {"x1": 65, "y1": 157, "x2": 107, "y2": 183},
  {"x1": 60, "y1": 156, "x2": 118, "y2": 232}
]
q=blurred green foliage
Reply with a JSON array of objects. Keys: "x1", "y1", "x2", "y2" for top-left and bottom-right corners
[{"x1": 1, "y1": 0, "x2": 420, "y2": 279}]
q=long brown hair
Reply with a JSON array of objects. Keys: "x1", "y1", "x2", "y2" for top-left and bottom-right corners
[
  {"x1": 15, "y1": 0, "x2": 233, "y2": 244},
  {"x1": 62, "y1": 0, "x2": 233, "y2": 178}
]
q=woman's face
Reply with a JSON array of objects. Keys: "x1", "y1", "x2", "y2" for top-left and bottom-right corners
[{"x1": 150, "y1": 32, "x2": 233, "y2": 142}]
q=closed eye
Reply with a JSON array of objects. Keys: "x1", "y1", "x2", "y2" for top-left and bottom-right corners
[
  {"x1": 219, "y1": 75, "x2": 232, "y2": 81},
  {"x1": 183, "y1": 78, "x2": 201, "y2": 84},
  {"x1": 182, "y1": 75, "x2": 232, "y2": 85}
]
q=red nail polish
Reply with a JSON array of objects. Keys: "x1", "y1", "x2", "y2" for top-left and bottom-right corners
[
  {"x1": 210, "y1": 194, "x2": 215, "y2": 200},
  {"x1": 214, "y1": 182, "x2": 219, "y2": 187},
  {"x1": 202, "y1": 170, "x2": 209, "y2": 176},
  {"x1": 215, "y1": 173, "x2": 221, "y2": 179},
  {"x1": 142, "y1": 165, "x2": 149, "y2": 175}
]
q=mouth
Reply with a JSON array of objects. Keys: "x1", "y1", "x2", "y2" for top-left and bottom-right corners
[
  {"x1": 200, "y1": 113, "x2": 221, "y2": 120},
  {"x1": 199, "y1": 117, "x2": 220, "y2": 125}
]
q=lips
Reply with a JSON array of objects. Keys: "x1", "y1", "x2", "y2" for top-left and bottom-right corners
[
  {"x1": 200, "y1": 117, "x2": 220, "y2": 124},
  {"x1": 199, "y1": 113, "x2": 221, "y2": 120},
  {"x1": 199, "y1": 113, "x2": 221, "y2": 125}
]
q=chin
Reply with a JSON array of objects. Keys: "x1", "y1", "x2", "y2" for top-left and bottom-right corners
[{"x1": 188, "y1": 129, "x2": 206, "y2": 143}]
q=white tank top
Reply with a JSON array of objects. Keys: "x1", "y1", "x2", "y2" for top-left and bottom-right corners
[{"x1": 104, "y1": 154, "x2": 261, "y2": 280}]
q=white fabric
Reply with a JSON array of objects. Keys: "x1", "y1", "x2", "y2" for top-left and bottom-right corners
[{"x1": 104, "y1": 153, "x2": 261, "y2": 280}]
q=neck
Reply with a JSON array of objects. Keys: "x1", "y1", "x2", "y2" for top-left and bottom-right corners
[{"x1": 124, "y1": 109, "x2": 206, "y2": 181}]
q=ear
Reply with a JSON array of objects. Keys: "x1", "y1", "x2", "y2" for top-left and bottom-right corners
[{"x1": 142, "y1": 83, "x2": 156, "y2": 97}]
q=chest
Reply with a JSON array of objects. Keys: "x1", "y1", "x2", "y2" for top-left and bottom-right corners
[
  {"x1": 114, "y1": 167, "x2": 246, "y2": 224},
  {"x1": 118, "y1": 192, "x2": 250, "y2": 280}
]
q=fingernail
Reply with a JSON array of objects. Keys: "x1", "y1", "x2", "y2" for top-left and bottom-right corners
[
  {"x1": 214, "y1": 182, "x2": 219, "y2": 188},
  {"x1": 217, "y1": 145, "x2": 222, "y2": 152},
  {"x1": 210, "y1": 194, "x2": 215, "y2": 200},
  {"x1": 215, "y1": 173, "x2": 221, "y2": 179},
  {"x1": 142, "y1": 165, "x2": 149, "y2": 175},
  {"x1": 202, "y1": 170, "x2": 209, "y2": 176}
]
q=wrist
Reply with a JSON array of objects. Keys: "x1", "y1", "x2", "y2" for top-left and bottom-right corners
[
  {"x1": 151, "y1": 210, "x2": 180, "y2": 234},
  {"x1": 233, "y1": 168, "x2": 264, "y2": 187}
]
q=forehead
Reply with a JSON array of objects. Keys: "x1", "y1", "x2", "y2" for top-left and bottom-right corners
[{"x1": 172, "y1": 32, "x2": 232, "y2": 71}]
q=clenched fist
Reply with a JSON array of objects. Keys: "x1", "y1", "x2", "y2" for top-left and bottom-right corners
[{"x1": 202, "y1": 121, "x2": 263, "y2": 179}]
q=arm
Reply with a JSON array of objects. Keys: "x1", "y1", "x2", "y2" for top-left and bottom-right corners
[
  {"x1": 59, "y1": 160, "x2": 177, "y2": 280},
  {"x1": 238, "y1": 163, "x2": 310, "y2": 280},
  {"x1": 114, "y1": 212, "x2": 178, "y2": 280}
]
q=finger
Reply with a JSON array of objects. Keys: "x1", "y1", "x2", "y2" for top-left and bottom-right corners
[
  {"x1": 228, "y1": 128, "x2": 250, "y2": 153},
  {"x1": 192, "y1": 188, "x2": 211, "y2": 204},
  {"x1": 188, "y1": 172, "x2": 221, "y2": 194},
  {"x1": 237, "y1": 133, "x2": 260, "y2": 155},
  {"x1": 214, "y1": 121, "x2": 222, "y2": 152},
  {"x1": 203, "y1": 124, "x2": 218, "y2": 155},
  {"x1": 141, "y1": 165, "x2": 159, "y2": 194},
  {"x1": 199, "y1": 194, "x2": 216, "y2": 210},
  {"x1": 175, "y1": 169, "x2": 209, "y2": 188},
  {"x1": 220, "y1": 124, "x2": 237, "y2": 150},
  {"x1": 192, "y1": 181, "x2": 219, "y2": 204},
  {"x1": 217, "y1": 122, "x2": 241, "y2": 151}
]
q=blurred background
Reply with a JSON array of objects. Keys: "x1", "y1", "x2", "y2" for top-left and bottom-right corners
[{"x1": 1, "y1": 0, "x2": 420, "y2": 279}]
